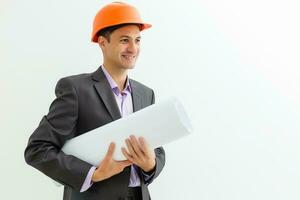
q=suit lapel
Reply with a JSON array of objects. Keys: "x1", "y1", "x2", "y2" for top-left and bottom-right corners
[
  {"x1": 130, "y1": 79, "x2": 143, "y2": 112},
  {"x1": 92, "y1": 67, "x2": 121, "y2": 121}
]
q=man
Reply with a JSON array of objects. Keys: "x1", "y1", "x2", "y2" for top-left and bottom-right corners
[{"x1": 24, "y1": 2, "x2": 165, "y2": 200}]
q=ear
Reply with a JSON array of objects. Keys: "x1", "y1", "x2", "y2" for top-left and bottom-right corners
[{"x1": 98, "y1": 36, "x2": 106, "y2": 48}]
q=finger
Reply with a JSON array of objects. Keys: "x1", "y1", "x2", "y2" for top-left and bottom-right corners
[
  {"x1": 129, "y1": 135, "x2": 144, "y2": 157},
  {"x1": 138, "y1": 137, "x2": 150, "y2": 154},
  {"x1": 121, "y1": 147, "x2": 134, "y2": 162},
  {"x1": 125, "y1": 138, "x2": 138, "y2": 158}
]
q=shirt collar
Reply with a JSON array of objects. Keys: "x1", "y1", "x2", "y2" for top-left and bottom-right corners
[{"x1": 101, "y1": 65, "x2": 131, "y2": 95}]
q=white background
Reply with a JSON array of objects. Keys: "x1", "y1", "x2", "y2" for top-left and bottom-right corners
[{"x1": 1, "y1": 0, "x2": 300, "y2": 199}]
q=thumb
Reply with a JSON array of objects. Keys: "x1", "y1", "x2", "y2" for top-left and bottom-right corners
[
  {"x1": 104, "y1": 142, "x2": 115, "y2": 160},
  {"x1": 118, "y1": 160, "x2": 132, "y2": 168}
]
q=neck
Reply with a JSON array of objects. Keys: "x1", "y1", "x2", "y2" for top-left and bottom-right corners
[{"x1": 102, "y1": 64, "x2": 128, "y2": 91}]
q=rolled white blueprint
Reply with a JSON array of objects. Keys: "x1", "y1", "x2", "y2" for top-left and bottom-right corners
[{"x1": 62, "y1": 97, "x2": 193, "y2": 166}]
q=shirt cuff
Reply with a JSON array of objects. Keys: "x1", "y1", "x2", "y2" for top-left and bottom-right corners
[
  {"x1": 141, "y1": 166, "x2": 156, "y2": 182},
  {"x1": 80, "y1": 166, "x2": 96, "y2": 192}
]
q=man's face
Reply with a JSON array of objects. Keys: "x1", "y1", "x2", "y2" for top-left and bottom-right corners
[{"x1": 100, "y1": 25, "x2": 141, "y2": 70}]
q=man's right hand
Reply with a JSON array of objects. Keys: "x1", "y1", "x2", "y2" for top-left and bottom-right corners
[{"x1": 92, "y1": 142, "x2": 132, "y2": 182}]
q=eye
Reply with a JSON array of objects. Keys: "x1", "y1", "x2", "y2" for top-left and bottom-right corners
[
  {"x1": 120, "y1": 38, "x2": 129, "y2": 43},
  {"x1": 136, "y1": 38, "x2": 141, "y2": 43}
]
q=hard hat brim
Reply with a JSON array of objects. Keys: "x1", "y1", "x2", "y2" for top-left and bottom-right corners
[{"x1": 91, "y1": 22, "x2": 152, "y2": 43}]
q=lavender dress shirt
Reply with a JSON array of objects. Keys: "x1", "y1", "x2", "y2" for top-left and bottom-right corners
[{"x1": 80, "y1": 66, "x2": 151, "y2": 192}]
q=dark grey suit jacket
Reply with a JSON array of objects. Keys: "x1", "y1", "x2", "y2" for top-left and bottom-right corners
[{"x1": 24, "y1": 67, "x2": 165, "y2": 200}]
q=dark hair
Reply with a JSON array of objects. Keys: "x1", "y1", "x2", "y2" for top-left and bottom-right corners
[{"x1": 97, "y1": 23, "x2": 142, "y2": 42}]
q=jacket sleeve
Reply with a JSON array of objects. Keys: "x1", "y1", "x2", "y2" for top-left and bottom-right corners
[
  {"x1": 24, "y1": 78, "x2": 93, "y2": 191},
  {"x1": 142, "y1": 89, "x2": 166, "y2": 185}
]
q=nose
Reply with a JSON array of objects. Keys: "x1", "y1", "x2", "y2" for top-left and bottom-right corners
[{"x1": 127, "y1": 41, "x2": 139, "y2": 54}]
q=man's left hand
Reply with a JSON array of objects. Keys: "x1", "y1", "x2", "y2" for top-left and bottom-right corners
[{"x1": 121, "y1": 135, "x2": 156, "y2": 172}]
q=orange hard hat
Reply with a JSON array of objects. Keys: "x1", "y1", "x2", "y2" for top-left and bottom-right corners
[{"x1": 91, "y1": 2, "x2": 152, "y2": 43}]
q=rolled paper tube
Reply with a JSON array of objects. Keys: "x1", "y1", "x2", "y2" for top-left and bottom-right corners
[{"x1": 62, "y1": 97, "x2": 193, "y2": 166}]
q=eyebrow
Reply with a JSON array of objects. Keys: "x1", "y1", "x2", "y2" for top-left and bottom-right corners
[{"x1": 119, "y1": 35, "x2": 141, "y2": 39}]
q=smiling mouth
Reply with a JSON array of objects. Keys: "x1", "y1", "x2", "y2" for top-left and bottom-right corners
[{"x1": 122, "y1": 55, "x2": 136, "y2": 60}]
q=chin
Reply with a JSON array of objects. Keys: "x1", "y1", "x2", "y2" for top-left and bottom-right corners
[{"x1": 122, "y1": 63, "x2": 136, "y2": 69}]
